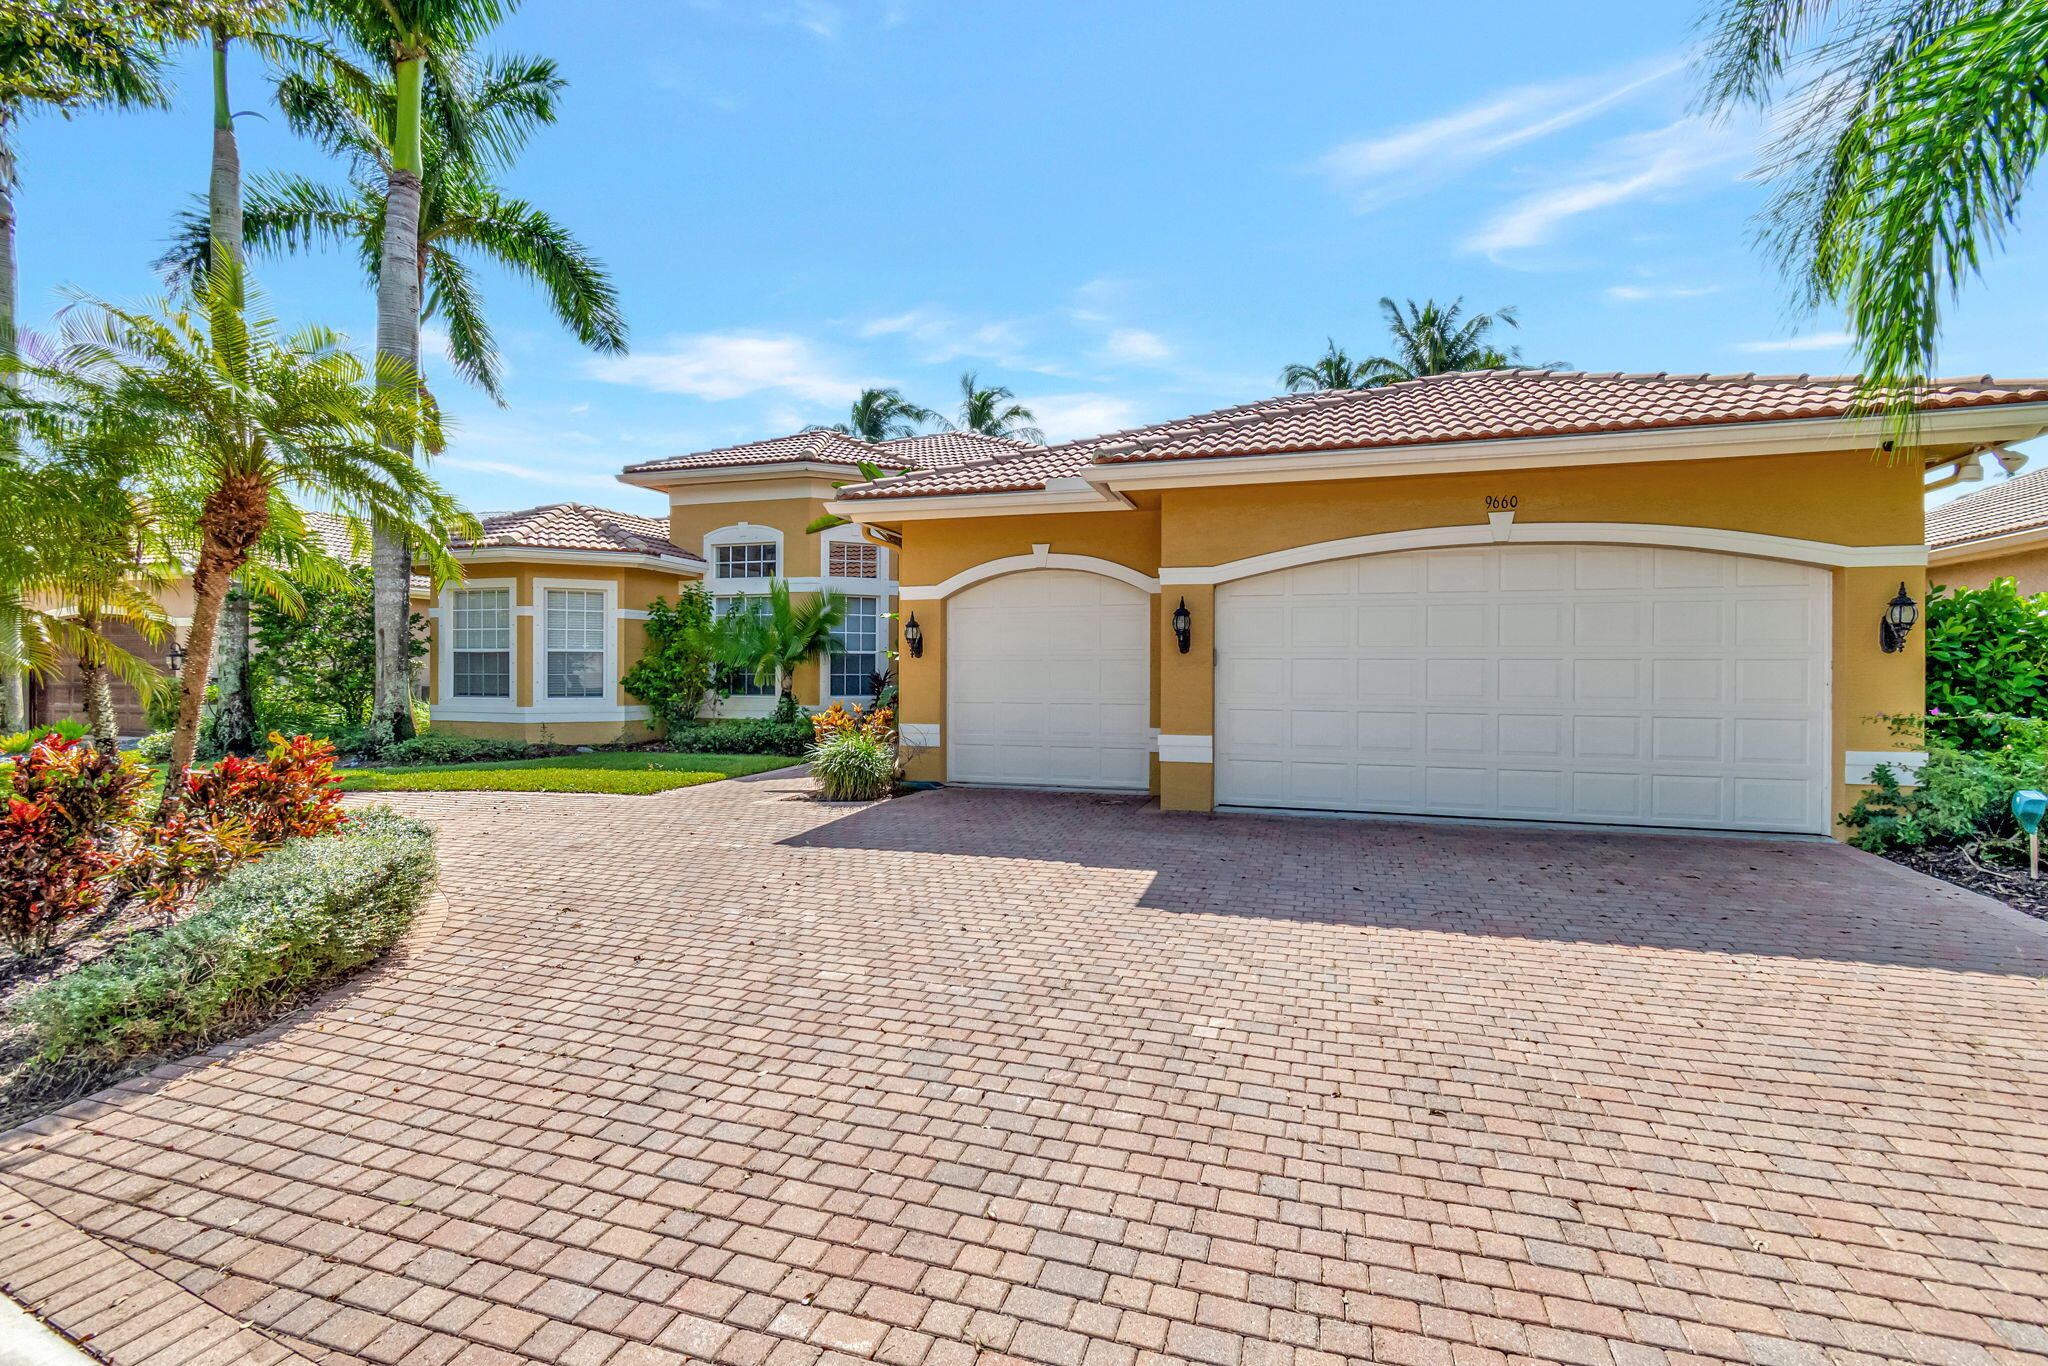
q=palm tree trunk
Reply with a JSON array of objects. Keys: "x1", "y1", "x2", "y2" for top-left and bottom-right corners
[
  {"x1": 77, "y1": 610, "x2": 119, "y2": 759},
  {"x1": 368, "y1": 54, "x2": 426, "y2": 751},
  {"x1": 164, "y1": 553, "x2": 229, "y2": 802},
  {"x1": 203, "y1": 33, "x2": 258, "y2": 754},
  {"x1": 211, "y1": 583, "x2": 258, "y2": 755},
  {"x1": 0, "y1": 111, "x2": 24, "y2": 733}
]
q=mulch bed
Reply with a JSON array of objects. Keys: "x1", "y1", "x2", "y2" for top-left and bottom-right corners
[{"x1": 1885, "y1": 846, "x2": 2048, "y2": 923}]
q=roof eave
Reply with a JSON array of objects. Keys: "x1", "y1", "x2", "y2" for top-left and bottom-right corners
[
  {"x1": 1078, "y1": 405, "x2": 2048, "y2": 491},
  {"x1": 1928, "y1": 522, "x2": 2048, "y2": 563},
  {"x1": 618, "y1": 459, "x2": 891, "y2": 490},
  {"x1": 445, "y1": 545, "x2": 707, "y2": 575},
  {"x1": 827, "y1": 477, "x2": 1133, "y2": 522}
]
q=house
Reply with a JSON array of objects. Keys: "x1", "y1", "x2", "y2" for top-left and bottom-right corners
[
  {"x1": 826, "y1": 370, "x2": 2048, "y2": 838},
  {"x1": 420, "y1": 430, "x2": 1035, "y2": 742},
  {"x1": 1928, "y1": 466, "x2": 2048, "y2": 593}
]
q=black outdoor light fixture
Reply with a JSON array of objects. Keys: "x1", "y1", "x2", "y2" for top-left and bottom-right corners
[
  {"x1": 1172, "y1": 597, "x2": 1193, "y2": 654},
  {"x1": 1880, "y1": 582, "x2": 1919, "y2": 653},
  {"x1": 902, "y1": 612, "x2": 924, "y2": 658},
  {"x1": 165, "y1": 637, "x2": 187, "y2": 673}
]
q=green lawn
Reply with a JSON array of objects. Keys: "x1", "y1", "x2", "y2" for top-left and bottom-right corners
[{"x1": 337, "y1": 751, "x2": 797, "y2": 796}]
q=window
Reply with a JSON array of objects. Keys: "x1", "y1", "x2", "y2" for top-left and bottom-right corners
[
  {"x1": 713, "y1": 595, "x2": 776, "y2": 695},
  {"x1": 828, "y1": 540, "x2": 879, "y2": 579},
  {"x1": 714, "y1": 542, "x2": 777, "y2": 579},
  {"x1": 831, "y1": 596, "x2": 880, "y2": 698},
  {"x1": 545, "y1": 588, "x2": 606, "y2": 699},
  {"x1": 451, "y1": 589, "x2": 511, "y2": 698}
]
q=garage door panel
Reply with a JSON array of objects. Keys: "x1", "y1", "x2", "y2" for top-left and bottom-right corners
[
  {"x1": 947, "y1": 570, "x2": 1152, "y2": 791},
  {"x1": 1216, "y1": 543, "x2": 1830, "y2": 833}
]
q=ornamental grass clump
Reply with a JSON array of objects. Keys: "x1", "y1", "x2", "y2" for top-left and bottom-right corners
[{"x1": 808, "y1": 731, "x2": 895, "y2": 802}]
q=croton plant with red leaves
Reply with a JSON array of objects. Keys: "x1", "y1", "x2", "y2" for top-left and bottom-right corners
[
  {"x1": 178, "y1": 733, "x2": 345, "y2": 846},
  {"x1": 1, "y1": 736, "x2": 145, "y2": 953}
]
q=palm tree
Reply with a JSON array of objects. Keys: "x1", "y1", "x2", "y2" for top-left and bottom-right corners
[
  {"x1": 951, "y1": 371, "x2": 1044, "y2": 442},
  {"x1": 1279, "y1": 339, "x2": 1384, "y2": 392},
  {"x1": 803, "y1": 460, "x2": 896, "y2": 536},
  {"x1": 820, "y1": 387, "x2": 938, "y2": 443},
  {"x1": 300, "y1": 0, "x2": 517, "y2": 752},
  {"x1": 1362, "y1": 297, "x2": 1563, "y2": 383},
  {"x1": 2, "y1": 264, "x2": 470, "y2": 796},
  {"x1": 1699, "y1": 0, "x2": 2047, "y2": 433},
  {"x1": 712, "y1": 580, "x2": 848, "y2": 720}
]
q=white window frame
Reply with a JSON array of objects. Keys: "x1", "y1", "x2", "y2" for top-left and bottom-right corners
[
  {"x1": 818, "y1": 523, "x2": 892, "y2": 591},
  {"x1": 830, "y1": 594, "x2": 882, "y2": 700},
  {"x1": 440, "y1": 578, "x2": 517, "y2": 708},
  {"x1": 530, "y1": 577, "x2": 617, "y2": 711},
  {"x1": 542, "y1": 585, "x2": 609, "y2": 701},
  {"x1": 704, "y1": 522, "x2": 787, "y2": 589}
]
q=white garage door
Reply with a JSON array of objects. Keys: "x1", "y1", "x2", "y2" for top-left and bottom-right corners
[
  {"x1": 1215, "y1": 544, "x2": 1831, "y2": 833},
  {"x1": 947, "y1": 569, "x2": 1152, "y2": 790}
]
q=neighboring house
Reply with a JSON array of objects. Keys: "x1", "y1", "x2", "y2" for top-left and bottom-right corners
[
  {"x1": 826, "y1": 369, "x2": 2048, "y2": 839},
  {"x1": 1928, "y1": 466, "x2": 2048, "y2": 593}
]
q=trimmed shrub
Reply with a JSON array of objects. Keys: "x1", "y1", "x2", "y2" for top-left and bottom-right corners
[
  {"x1": 808, "y1": 731, "x2": 895, "y2": 802},
  {"x1": 1925, "y1": 579, "x2": 2048, "y2": 748},
  {"x1": 663, "y1": 718, "x2": 812, "y2": 756},
  {"x1": 14, "y1": 808, "x2": 436, "y2": 1067},
  {"x1": 381, "y1": 733, "x2": 532, "y2": 767},
  {"x1": 134, "y1": 731, "x2": 174, "y2": 763}
]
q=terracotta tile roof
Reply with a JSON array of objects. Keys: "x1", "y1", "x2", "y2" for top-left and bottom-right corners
[
  {"x1": 877, "y1": 430, "x2": 1044, "y2": 468},
  {"x1": 299, "y1": 509, "x2": 436, "y2": 595},
  {"x1": 623, "y1": 429, "x2": 910, "y2": 475},
  {"x1": 454, "y1": 503, "x2": 705, "y2": 565},
  {"x1": 1928, "y1": 468, "x2": 2048, "y2": 550},
  {"x1": 841, "y1": 369, "x2": 2048, "y2": 500}
]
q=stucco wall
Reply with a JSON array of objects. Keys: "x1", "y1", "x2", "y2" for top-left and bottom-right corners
[
  {"x1": 886, "y1": 447, "x2": 1927, "y2": 838},
  {"x1": 1932, "y1": 545, "x2": 2048, "y2": 596}
]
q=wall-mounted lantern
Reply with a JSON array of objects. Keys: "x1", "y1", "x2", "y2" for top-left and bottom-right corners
[
  {"x1": 165, "y1": 637, "x2": 187, "y2": 673},
  {"x1": 1171, "y1": 597, "x2": 1193, "y2": 654},
  {"x1": 902, "y1": 612, "x2": 924, "y2": 659},
  {"x1": 1879, "y1": 582, "x2": 1918, "y2": 654}
]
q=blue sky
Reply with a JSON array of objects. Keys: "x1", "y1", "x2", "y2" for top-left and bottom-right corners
[{"x1": 18, "y1": 0, "x2": 2047, "y2": 518}]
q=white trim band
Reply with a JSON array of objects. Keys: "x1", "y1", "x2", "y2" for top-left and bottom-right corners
[
  {"x1": 1844, "y1": 750, "x2": 1928, "y2": 787},
  {"x1": 1162, "y1": 522, "x2": 1927, "y2": 584},
  {"x1": 901, "y1": 546, "x2": 1162, "y2": 601},
  {"x1": 1157, "y1": 733, "x2": 1214, "y2": 764}
]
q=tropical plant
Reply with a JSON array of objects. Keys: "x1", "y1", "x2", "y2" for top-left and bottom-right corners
[
  {"x1": 620, "y1": 585, "x2": 718, "y2": 736},
  {"x1": 1923, "y1": 578, "x2": 2048, "y2": 747},
  {"x1": 710, "y1": 581, "x2": 848, "y2": 719},
  {"x1": 803, "y1": 460, "x2": 895, "y2": 535},
  {"x1": 1, "y1": 720, "x2": 91, "y2": 756},
  {"x1": 807, "y1": 730, "x2": 894, "y2": 801},
  {"x1": 0, "y1": 264, "x2": 470, "y2": 799},
  {"x1": 1, "y1": 731, "x2": 148, "y2": 953},
  {"x1": 1278, "y1": 338, "x2": 1385, "y2": 393},
  {"x1": 950, "y1": 371, "x2": 1044, "y2": 442},
  {"x1": 248, "y1": 562, "x2": 424, "y2": 737},
  {"x1": 1698, "y1": 0, "x2": 2048, "y2": 433},
  {"x1": 818, "y1": 387, "x2": 938, "y2": 443}
]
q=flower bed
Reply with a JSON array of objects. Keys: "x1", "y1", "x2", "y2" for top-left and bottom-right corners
[{"x1": 0, "y1": 731, "x2": 436, "y2": 1127}]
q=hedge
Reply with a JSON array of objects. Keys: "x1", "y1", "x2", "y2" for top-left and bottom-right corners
[
  {"x1": 660, "y1": 718, "x2": 812, "y2": 756},
  {"x1": 14, "y1": 807, "x2": 436, "y2": 1067}
]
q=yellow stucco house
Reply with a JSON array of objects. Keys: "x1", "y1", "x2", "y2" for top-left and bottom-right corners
[
  {"x1": 816, "y1": 369, "x2": 2048, "y2": 838},
  {"x1": 421, "y1": 430, "x2": 1033, "y2": 744},
  {"x1": 1928, "y1": 466, "x2": 2048, "y2": 593}
]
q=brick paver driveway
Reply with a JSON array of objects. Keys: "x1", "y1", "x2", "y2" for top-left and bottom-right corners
[{"x1": 4, "y1": 772, "x2": 2048, "y2": 1366}]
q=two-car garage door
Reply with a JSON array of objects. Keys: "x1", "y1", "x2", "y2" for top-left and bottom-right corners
[{"x1": 1214, "y1": 544, "x2": 1831, "y2": 834}]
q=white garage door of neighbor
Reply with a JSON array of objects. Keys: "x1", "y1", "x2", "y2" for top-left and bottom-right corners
[
  {"x1": 1214, "y1": 544, "x2": 1832, "y2": 833},
  {"x1": 947, "y1": 569, "x2": 1153, "y2": 790}
]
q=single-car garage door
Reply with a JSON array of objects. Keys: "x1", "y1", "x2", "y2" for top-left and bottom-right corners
[
  {"x1": 947, "y1": 569, "x2": 1152, "y2": 790},
  {"x1": 1214, "y1": 544, "x2": 1831, "y2": 833}
]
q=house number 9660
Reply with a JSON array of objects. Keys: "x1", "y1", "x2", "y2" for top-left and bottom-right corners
[{"x1": 1484, "y1": 494, "x2": 1519, "y2": 511}]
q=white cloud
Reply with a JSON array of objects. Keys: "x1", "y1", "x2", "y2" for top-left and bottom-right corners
[
  {"x1": 1465, "y1": 116, "x2": 1750, "y2": 258},
  {"x1": 769, "y1": 0, "x2": 842, "y2": 39},
  {"x1": 1313, "y1": 58, "x2": 1681, "y2": 210},
  {"x1": 585, "y1": 333, "x2": 865, "y2": 404},
  {"x1": 439, "y1": 455, "x2": 628, "y2": 495},
  {"x1": 1604, "y1": 283, "x2": 1724, "y2": 302},
  {"x1": 1097, "y1": 328, "x2": 1173, "y2": 365},
  {"x1": 1023, "y1": 393, "x2": 1142, "y2": 443},
  {"x1": 859, "y1": 307, "x2": 1036, "y2": 367},
  {"x1": 1733, "y1": 331, "x2": 1854, "y2": 353}
]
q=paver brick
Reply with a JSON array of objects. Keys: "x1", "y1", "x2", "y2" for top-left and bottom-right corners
[{"x1": 2, "y1": 777, "x2": 2046, "y2": 1366}]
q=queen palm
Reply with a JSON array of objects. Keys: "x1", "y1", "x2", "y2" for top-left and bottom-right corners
[
  {"x1": 5, "y1": 264, "x2": 470, "y2": 795},
  {"x1": 951, "y1": 371, "x2": 1044, "y2": 442},
  {"x1": 1699, "y1": 0, "x2": 2048, "y2": 430},
  {"x1": 822, "y1": 387, "x2": 938, "y2": 443},
  {"x1": 1279, "y1": 339, "x2": 1382, "y2": 392}
]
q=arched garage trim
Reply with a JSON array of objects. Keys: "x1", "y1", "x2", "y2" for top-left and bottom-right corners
[
  {"x1": 1161, "y1": 520, "x2": 1927, "y2": 585},
  {"x1": 901, "y1": 545, "x2": 1161, "y2": 600}
]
